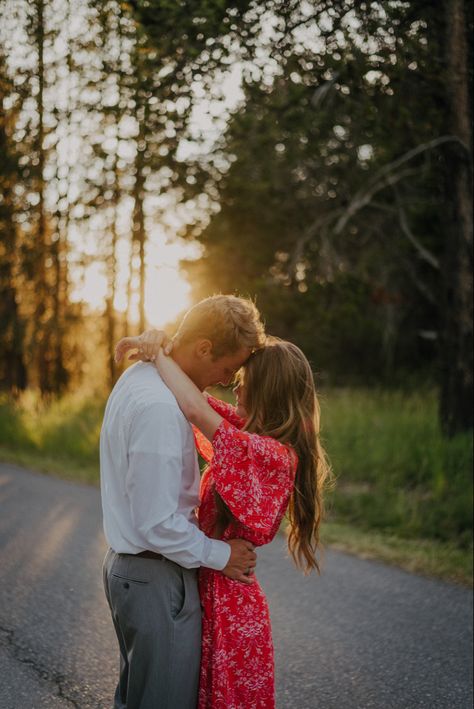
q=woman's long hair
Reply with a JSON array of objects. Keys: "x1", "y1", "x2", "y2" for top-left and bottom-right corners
[{"x1": 216, "y1": 337, "x2": 332, "y2": 574}]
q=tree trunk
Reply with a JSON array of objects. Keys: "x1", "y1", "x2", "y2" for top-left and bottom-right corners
[
  {"x1": 0, "y1": 52, "x2": 27, "y2": 392},
  {"x1": 0, "y1": 193, "x2": 27, "y2": 392},
  {"x1": 105, "y1": 210, "x2": 119, "y2": 387},
  {"x1": 124, "y1": 243, "x2": 136, "y2": 338},
  {"x1": 131, "y1": 42, "x2": 148, "y2": 334},
  {"x1": 51, "y1": 0, "x2": 72, "y2": 394},
  {"x1": 32, "y1": 0, "x2": 52, "y2": 394},
  {"x1": 440, "y1": 0, "x2": 473, "y2": 435},
  {"x1": 51, "y1": 207, "x2": 69, "y2": 393},
  {"x1": 133, "y1": 113, "x2": 147, "y2": 333}
]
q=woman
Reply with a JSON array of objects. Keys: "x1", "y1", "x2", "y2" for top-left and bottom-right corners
[{"x1": 117, "y1": 333, "x2": 330, "y2": 709}]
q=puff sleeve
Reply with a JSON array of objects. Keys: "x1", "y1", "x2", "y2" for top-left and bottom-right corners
[
  {"x1": 192, "y1": 395, "x2": 245, "y2": 463},
  {"x1": 210, "y1": 418, "x2": 296, "y2": 541}
]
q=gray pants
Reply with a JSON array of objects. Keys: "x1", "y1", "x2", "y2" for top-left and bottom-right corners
[{"x1": 103, "y1": 549, "x2": 201, "y2": 709}]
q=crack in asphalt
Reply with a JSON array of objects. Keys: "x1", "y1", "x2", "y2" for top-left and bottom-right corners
[{"x1": 0, "y1": 624, "x2": 82, "y2": 709}]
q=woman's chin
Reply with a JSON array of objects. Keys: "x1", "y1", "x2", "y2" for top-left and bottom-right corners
[{"x1": 236, "y1": 404, "x2": 247, "y2": 418}]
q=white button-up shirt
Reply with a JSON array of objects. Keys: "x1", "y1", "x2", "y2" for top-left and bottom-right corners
[{"x1": 100, "y1": 361, "x2": 230, "y2": 570}]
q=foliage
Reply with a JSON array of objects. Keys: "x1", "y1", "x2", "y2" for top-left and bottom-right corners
[{"x1": 181, "y1": 0, "x2": 473, "y2": 430}]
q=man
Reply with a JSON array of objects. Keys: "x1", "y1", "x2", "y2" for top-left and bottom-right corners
[{"x1": 100, "y1": 295, "x2": 265, "y2": 709}]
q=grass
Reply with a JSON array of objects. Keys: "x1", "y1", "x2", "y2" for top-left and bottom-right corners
[
  {"x1": 0, "y1": 390, "x2": 102, "y2": 485},
  {"x1": 0, "y1": 387, "x2": 472, "y2": 586},
  {"x1": 321, "y1": 389, "x2": 473, "y2": 549}
]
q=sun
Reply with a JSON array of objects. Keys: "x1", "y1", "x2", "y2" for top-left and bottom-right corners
[{"x1": 70, "y1": 232, "x2": 200, "y2": 329}]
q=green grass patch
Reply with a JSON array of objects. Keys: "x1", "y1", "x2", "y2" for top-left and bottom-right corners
[
  {"x1": 321, "y1": 389, "x2": 473, "y2": 548},
  {"x1": 0, "y1": 391, "x2": 103, "y2": 485}
]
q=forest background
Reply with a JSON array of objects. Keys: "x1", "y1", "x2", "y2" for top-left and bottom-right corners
[{"x1": 0, "y1": 0, "x2": 472, "y2": 584}]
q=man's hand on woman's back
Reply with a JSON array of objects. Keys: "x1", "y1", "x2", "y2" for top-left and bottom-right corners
[{"x1": 222, "y1": 539, "x2": 257, "y2": 585}]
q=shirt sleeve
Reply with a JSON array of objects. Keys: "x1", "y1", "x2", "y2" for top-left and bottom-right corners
[
  {"x1": 211, "y1": 418, "x2": 296, "y2": 541},
  {"x1": 126, "y1": 401, "x2": 230, "y2": 570}
]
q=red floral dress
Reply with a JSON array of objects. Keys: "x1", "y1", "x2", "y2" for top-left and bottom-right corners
[{"x1": 193, "y1": 396, "x2": 297, "y2": 709}]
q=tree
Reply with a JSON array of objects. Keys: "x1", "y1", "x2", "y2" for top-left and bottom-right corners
[
  {"x1": 0, "y1": 47, "x2": 27, "y2": 391},
  {"x1": 0, "y1": 0, "x2": 95, "y2": 393},
  {"x1": 439, "y1": 0, "x2": 473, "y2": 435},
  {"x1": 180, "y1": 1, "x2": 473, "y2": 428}
]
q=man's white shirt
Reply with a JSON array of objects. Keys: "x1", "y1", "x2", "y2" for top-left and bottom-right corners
[{"x1": 100, "y1": 361, "x2": 230, "y2": 570}]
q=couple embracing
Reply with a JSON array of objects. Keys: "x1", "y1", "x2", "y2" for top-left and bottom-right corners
[{"x1": 100, "y1": 295, "x2": 330, "y2": 709}]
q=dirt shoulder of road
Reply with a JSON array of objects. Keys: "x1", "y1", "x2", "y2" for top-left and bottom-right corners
[{"x1": 320, "y1": 521, "x2": 472, "y2": 588}]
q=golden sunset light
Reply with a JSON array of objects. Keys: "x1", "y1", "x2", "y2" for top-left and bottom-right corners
[
  {"x1": 0, "y1": 2, "x2": 472, "y2": 707},
  {"x1": 71, "y1": 233, "x2": 202, "y2": 328}
]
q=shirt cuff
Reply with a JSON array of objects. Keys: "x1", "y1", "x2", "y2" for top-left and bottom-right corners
[{"x1": 201, "y1": 537, "x2": 231, "y2": 571}]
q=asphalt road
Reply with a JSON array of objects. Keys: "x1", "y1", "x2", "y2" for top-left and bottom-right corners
[{"x1": 0, "y1": 462, "x2": 472, "y2": 709}]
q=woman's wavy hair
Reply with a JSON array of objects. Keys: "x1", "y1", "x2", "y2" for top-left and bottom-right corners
[{"x1": 232, "y1": 337, "x2": 332, "y2": 574}]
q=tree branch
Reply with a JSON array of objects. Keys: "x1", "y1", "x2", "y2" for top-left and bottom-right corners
[
  {"x1": 369, "y1": 200, "x2": 440, "y2": 271},
  {"x1": 397, "y1": 204, "x2": 440, "y2": 270},
  {"x1": 288, "y1": 210, "x2": 341, "y2": 278},
  {"x1": 402, "y1": 256, "x2": 437, "y2": 305},
  {"x1": 334, "y1": 135, "x2": 469, "y2": 235}
]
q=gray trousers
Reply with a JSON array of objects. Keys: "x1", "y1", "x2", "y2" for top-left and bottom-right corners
[{"x1": 103, "y1": 549, "x2": 201, "y2": 709}]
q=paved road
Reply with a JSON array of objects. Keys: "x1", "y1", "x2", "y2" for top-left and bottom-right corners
[{"x1": 0, "y1": 463, "x2": 472, "y2": 709}]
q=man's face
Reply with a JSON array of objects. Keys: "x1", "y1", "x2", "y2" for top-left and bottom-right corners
[{"x1": 197, "y1": 346, "x2": 253, "y2": 390}]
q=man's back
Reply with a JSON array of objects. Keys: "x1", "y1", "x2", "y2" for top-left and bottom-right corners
[{"x1": 100, "y1": 361, "x2": 202, "y2": 560}]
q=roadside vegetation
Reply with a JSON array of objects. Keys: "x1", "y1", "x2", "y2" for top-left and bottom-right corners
[{"x1": 1, "y1": 387, "x2": 471, "y2": 586}]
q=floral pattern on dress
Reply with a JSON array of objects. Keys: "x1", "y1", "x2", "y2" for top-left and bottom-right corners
[{"x1": 195, "y1": 398, "x2": 297, "y2": 709}]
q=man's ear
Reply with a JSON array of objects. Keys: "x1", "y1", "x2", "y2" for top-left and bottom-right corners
[{"x1": 195, "y1": 339, "x2": 213, "y2": 359}]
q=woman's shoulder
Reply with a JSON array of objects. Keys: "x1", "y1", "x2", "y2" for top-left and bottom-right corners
[{"x1": 214, "y1": 418, "x2": 296, "y2": 472}]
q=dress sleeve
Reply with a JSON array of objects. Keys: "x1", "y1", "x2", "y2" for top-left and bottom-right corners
[
  {"x1": 211, "y1": 418, "x2": 296, "y2": 540},
  {"x1": 191, "y1": 395, "x2": 244, "y2": 464},
  {"x1": 206, "y1": 394, "x2": 245, "y2": 429},
  {"x1": 192, "y1": 424, "x2": 214, "y2": 463}
]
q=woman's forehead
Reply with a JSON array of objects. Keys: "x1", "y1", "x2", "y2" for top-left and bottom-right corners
[{"x1": 223, "y1": 346, "x2": 253, "y2": 370}]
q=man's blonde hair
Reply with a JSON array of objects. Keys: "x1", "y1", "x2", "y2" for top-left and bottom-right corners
[{"x1": 175, "y1": 295, "x2": 265, "y2": 358}]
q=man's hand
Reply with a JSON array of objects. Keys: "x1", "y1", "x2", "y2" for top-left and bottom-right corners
[
  {"x1": 114, "y1": 330, "x2": 173, "y2": 364},
  {"x1": 222, "y1": 539, "x2": 257, "y2": 585}
]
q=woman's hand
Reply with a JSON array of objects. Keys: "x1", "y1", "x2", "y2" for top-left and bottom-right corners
[{"x1": 114, "y1": 330, "x2": 173, "y2": 364}]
